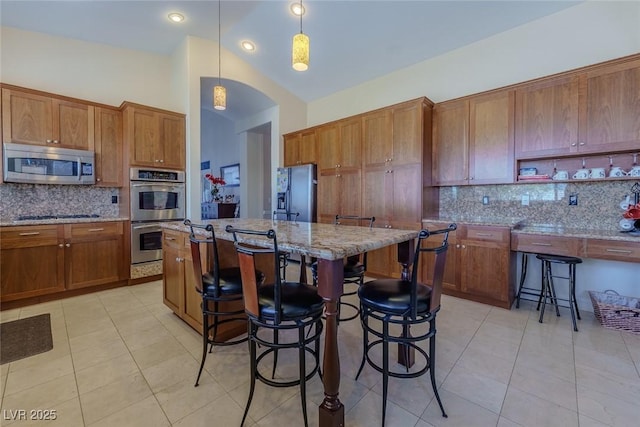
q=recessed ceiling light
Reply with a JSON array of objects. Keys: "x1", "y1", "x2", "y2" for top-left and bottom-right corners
[
  {"x1": 290, "y1": 3, "x2": 305, "y2": 16},
  {"x1": 241, "y1": 40, "x2": 256, "y2": 52},
  {"x1": 168, "y1": 13, "x2": 184, "y2": 23}
]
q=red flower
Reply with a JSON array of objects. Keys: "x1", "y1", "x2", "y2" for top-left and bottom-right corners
[{"x1": 205, "y1": 173, "x2": 226, "y2": 186}]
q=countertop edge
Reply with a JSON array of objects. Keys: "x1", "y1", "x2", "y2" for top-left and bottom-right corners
[
  {"x1": 421, "y1": 218, "x2": 639, "y2": 243},
  {"x1": 0, "y1": 217, "x2": 130, "y2": 227}
]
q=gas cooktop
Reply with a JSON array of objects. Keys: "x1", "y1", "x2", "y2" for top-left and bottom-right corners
[{"x1": 16, "y1": 214, "x2": 101, "y2": 221}]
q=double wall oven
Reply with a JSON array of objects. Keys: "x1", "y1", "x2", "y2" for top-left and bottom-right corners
[{"x1": 130, "y1": 167, "x2": 185, "y2": 264}]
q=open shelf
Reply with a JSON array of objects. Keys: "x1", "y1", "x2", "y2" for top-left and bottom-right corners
[{"x1": 517, "y1": 152, "x2": 640, "y2": 183}]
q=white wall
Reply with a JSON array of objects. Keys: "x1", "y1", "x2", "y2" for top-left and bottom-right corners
[
  {"x1": 1, "y1": 27, "x2": 176, "y2": 111},
  {"x1": 308, "y1": 0, "x2": 640, "y2": 125}
]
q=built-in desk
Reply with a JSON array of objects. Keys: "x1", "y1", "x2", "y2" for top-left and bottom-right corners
[
  {"x1": 511, "y1": 226, "x2": 640, "y2": 262},
  {"x1": 422, "y1": 218, "x2": 640, "y2": 310}
]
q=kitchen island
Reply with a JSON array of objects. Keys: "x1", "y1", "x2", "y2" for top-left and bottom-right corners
[{"x1": 161, "y1": 218, "x2": 419, "y2": 427}]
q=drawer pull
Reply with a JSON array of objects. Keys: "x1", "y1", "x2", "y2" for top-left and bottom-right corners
[
  {"x1": 165, "y1": 237, "x2": 176, "y2": 241},
  {"x1": 19, "y1": 232, "x2": 40, "y2": 236},
  {"x1": 475, "y1": 233, "x2": 493, "y2": 237},
  {"x1": 531, "y1": 242, "x2": 552, "y2": 246},
  {"x1": 88, "y1": 228, "x2": 105, "y2": 232},
  {"x1": 605, "y1": 249, "x2": 632, "y2": 254}
]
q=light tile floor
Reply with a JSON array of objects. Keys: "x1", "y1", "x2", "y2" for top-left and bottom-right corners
[{"x1": 1, "y1": 272, "x2": 639, "y2": 427}]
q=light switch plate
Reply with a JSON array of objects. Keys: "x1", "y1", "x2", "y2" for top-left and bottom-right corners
[
  {"x1": 482, "y1": 196, "x2": 489, "y2": 205},
  {"x1": 521, "y1": 194, "x2": 530, "y2": 206}
]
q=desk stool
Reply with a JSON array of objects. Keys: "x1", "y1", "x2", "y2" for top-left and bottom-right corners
[
  {"x1": 536, "y1": 254, "x2": 582, "y2": 332},
  {"x1": 515, "y1": 252, "x2": 545, "y2": 309}
]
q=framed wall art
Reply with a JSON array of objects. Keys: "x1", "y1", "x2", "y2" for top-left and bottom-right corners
[{"x1": 220, "y1": 163, "x2": 240, "y2": 187}]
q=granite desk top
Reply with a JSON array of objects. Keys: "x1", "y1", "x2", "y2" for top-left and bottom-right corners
[
  {"x1": 0, "y1": 216, "x2": 130, "y2": 227},
  {"x1": 511, "y1": 225, "x2": 640, "y2": 243},
  {"x1": 422, "y1": 217, "x2": 640, "y2": 243},
  {"x1": 162, "y1": 218, "x2": 419, "y2": 261},
  {"x1": 422, "y1": 216, "x2": 525, "y2": 228}
]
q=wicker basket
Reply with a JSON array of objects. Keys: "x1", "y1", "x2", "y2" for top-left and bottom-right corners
[{"x1": 589, "y1": 290, "x2": 640, "y2": 334}]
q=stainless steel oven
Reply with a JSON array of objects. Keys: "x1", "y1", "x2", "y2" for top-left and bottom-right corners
[
  {"x1": 130, "y1": 167, "x2": 185, "y2": 264},
  {"x1": 130, "y1": 168, "x2": 186, "y2": 222},
  {"x1": 131, "y1": 222, "x2": 164, "y2": 264}
]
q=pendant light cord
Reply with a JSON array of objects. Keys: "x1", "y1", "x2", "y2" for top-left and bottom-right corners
[
  {"x1": 218, "y1": 0, "x2": 221, "y2": 86},
  {"x1": 300, "y1": 0, "x2": 303, "y2": 34}
]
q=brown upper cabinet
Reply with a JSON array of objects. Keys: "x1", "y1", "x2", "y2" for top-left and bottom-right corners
[
  {"x1": 283, "y1": 128, "x2": 317, "y2": 166},
  {"x1": 363, "y1": 98, "x2": 429, "y2": 227},
  {"x1": 316, "y1": 117, "x2": 362, "y2": 224},
  {"x1": 433, "y1": 90, "x2": 514, "y2": 186},
  {"x1": 122, "y1": 103, "x2": 186, "y2": 170},
  {"x1": 94, "y1": 107, "x2": 123, "y2": 187},
  {"x1": 580, "y1": 58, "x2": 640, "y2": 154},
  {"x1": 516, "y1": 56, "x2": 640, "y2": 159},
  {"x1": 2, "y1": 87, "x2": 94, "y2": 150}
]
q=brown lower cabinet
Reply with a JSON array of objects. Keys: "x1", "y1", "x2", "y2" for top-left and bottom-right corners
[
  {"x1": 419, "y1": 222, "x2": 516, "y2": 309},
  {"x1": 162, "y1": 228, "x2": 275, "y2": 340},
  {"x1": 0, "y1": 221, "x2": 127, "y2": 303}
]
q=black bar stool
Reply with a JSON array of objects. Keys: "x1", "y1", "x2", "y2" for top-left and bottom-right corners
[
  {"x1": 515, "y1": 252, "x2": 544, "y2": 309},
  {"x1": 536, "y1": 254, "x2": 582, "y2": 332}
]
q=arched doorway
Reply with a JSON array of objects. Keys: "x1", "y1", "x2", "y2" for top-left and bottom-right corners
[{"x1": 200, "y1": 77, "x2": 276, "y2": 219}]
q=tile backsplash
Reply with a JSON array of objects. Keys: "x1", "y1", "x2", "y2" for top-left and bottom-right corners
[
  {"x1": 0, "y1": 183, "x2": 121, "y2": 220},
  {"x1": 437, "y1": 180, "x2": 639, "y2": 231}
]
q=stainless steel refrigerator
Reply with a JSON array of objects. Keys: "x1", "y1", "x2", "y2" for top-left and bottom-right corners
[{"x1": 275, "y1": 164, "x2": 317, "y2": 223}]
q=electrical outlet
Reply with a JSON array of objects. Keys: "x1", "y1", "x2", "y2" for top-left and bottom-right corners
[
  {"x1": 482, "y1": 196, "x2": 489, "y2": 205},
  {"x1": 521, "y1": 194, "x2": 530, "y2": 206},
  {"x1": 569, "y1": 194, "x2": 578, "y2": 206},
  {"x1": 111, "y1": 195, "x2": 118, "y2": 204}
]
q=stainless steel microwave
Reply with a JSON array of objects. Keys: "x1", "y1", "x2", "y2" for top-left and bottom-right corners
[{"x1": 3, "y1": 142, "x2": 95, "y2": 185}]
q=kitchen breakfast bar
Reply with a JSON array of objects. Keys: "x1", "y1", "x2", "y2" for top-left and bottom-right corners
[{"x1": 162, "y1": 218, "x2": 419, "y2": 427}]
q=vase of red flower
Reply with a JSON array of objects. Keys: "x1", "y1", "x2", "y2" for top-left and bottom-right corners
[{"x1": 205, "y1": 173, "x2": 226, "y2": 202}]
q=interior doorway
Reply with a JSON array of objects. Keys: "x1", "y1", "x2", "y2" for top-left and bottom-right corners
[{"x1": 199, "y1": 77, "x2": 276, "y2": 220}]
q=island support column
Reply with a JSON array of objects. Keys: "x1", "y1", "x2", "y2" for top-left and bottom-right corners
[{"x1": 317, "y1": 258, "x2": 345, "y2": 427}]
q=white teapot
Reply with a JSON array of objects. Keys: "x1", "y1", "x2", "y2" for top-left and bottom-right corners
[{"x1": 609, "y1": 166, "x2": 628, "y2": 178}]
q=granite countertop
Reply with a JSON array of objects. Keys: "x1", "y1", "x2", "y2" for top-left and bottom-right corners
[
  {"x1": 0, "y1": 216, "x2": 130, "y2": 227},
  {"x1": 511, "y1": 224, "x2": 640, "y2": 242},
  {"x1": 422, "y1": 216, "x2": 640, "y2": 243},
  {"x1": 422, "y1": 216, "x2": 525, "y2": 228},
  {"x1": 163, "y1": 218, "x2": 419, "y2": 260}
]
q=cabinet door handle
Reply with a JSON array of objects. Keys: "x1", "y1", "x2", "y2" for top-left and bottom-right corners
[
  {"x1": 605, "y1": 249, "x2": 632, "y2": 254},
  {"x1": 58, "y1": 243, "x2": 64, "y2": 248},
  {"x1": 531, "y1": 242, "x2": 552, "y2": 246},
  {"x1": 475, "y1": 233, "x2": 492, "y2": 237},
  {"x1": 579, "y1": 142, "x2": 585, "y2": 146},
  {"x1": 165, "y1": 237, "x2": 176, "y2": 241},
  {"x1": 46, "y1": 139, "x2": 53, "y2": 143},
  {"x1": 571, "y1": 143, "x2": 577, "y2": 146},
  {"x1": 88, "y1": 228, "x2": 105, "y2": 232},
  {"x1": 19, "y1": 232, "x2": 40, "y2": 236},
  {"x1": 175, "y1": 257, "x2": 184, "y2": 262},
  {"x1": 65, "y1": 243, "x2": 71, "y2": 247}
]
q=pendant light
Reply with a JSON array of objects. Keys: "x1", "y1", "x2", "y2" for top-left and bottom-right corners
[
  {"x1": 291, "y1": 1, "x2": 309, "y2": 71},
  {"x1": 213, "y1": 0, "x2": 226, "y2": 110}
]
